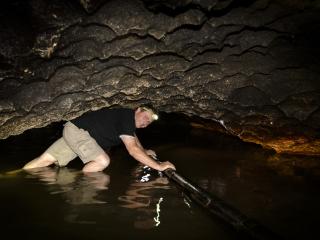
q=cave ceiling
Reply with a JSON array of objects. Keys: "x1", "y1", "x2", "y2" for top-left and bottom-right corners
[{"x1": 0, "y1": 0, "x2": 320, "y2": 155}]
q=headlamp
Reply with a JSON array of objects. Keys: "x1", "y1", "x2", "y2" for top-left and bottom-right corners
[
  {"x1": 152, "y1": 113, "x2": 159, "y2": 120},
  {"x1": 141, "y1": 107, "x2": 159, "y2": 121}
]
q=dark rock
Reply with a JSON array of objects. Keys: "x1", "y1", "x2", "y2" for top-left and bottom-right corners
[{"x1": 0, "y1": 0, "x2": 320, "y2": 155}]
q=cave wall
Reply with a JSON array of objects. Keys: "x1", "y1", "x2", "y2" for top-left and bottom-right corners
[{"x1": 0, "y1": 0, "x2": 320, "y2": 155}]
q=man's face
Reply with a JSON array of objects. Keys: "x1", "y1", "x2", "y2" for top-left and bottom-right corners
[{"x1": 135, "y1": 108, "x2": 154, "y2": 128}]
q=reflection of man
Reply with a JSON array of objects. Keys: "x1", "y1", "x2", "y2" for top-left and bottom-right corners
[
  {"x1": 118, "y1": 165, "x2": 169, "y2": 229},
  {"x1": 118, "y1": 177, "x2": 169, "y2": 209},
  {"x1": 23, "y1": 105, "x2": 175, "y2": 173},
  {"x1": 25, "y1": 167, "x2": 110, "y2": 205}
]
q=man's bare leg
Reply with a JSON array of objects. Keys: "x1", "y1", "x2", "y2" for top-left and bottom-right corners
[
  {"x1": 82, "y1": 153, "x2": 110, "y2": 173},
  {"x1": 23, "y1": 152, "x2": 57, "y2": 169}
]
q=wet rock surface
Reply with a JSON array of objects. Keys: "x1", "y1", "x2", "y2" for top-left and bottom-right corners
[{"x1": 0, "y1": 0, "x2": 320, "y2": 155}]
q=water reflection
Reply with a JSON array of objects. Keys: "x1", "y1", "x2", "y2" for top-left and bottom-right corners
[
  {"x1": 118, "y1": 165, "x2": 170, "y2": 229},
  {"x1": 267, "y1": 154, "x2": 320, "y2": 178},
  {"x1": 24, "y1": 167, "x2": 110, "y2": 205}
]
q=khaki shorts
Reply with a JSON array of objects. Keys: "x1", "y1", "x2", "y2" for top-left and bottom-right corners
[{"x1": 44, "y1": 121, "x2": 105, "y2": 166}]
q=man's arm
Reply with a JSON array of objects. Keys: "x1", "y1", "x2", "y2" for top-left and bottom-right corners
[
  {"x1": 120, "y1": 135, "x2": 175, "y2": 171},
  {"x1": 134, "y1": 133, "x2": 143, "y2": 149}
]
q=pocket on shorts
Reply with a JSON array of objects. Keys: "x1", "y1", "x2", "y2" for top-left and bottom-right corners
[{"x1": 77, "y1": 140, "x2": 98, "y2": 161}]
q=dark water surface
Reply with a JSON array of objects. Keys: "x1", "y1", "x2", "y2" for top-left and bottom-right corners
[{"x1": 1, "y1": 116, "x2": 320, "y2": 240}]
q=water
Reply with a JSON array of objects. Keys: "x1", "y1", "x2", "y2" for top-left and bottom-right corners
[{"x1": 1, "y1": 115, "x2": 320, "y2": 240}]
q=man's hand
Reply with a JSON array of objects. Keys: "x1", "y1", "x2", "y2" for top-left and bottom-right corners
[
  {"x1": 145, "y1": 149, "x2": 157, "y2": 159},
  {"x1": 158, "y1": 161, "x2": 176, "y2": 171},
  {"x1": 144, "y1": 150, "x2": 176, "y2": 171}
]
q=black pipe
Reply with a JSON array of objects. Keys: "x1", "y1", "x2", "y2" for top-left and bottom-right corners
[{"x1": 163, "y1": 168, "x2": 282, "y2": 240}]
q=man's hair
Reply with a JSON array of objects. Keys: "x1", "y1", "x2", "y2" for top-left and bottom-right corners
[
  {"x1": 139, "y1": 104, "x2": 159, "y2": 120},
  {"x1": 140, "y1": 104, "x2": 158, "y2": 114}
]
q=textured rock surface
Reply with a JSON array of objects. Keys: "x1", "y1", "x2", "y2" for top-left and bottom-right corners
[{"x1": 0, "y1": 0, "x2": 320, "y2": 155}]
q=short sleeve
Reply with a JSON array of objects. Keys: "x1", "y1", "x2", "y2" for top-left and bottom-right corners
[{"x1": 117, "y1": 109, "x2": 136, "y2": 137}]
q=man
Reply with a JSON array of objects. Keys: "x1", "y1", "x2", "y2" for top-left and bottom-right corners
[{"x1": 23, "y1": 105, "x2": 176, "y2": 173}]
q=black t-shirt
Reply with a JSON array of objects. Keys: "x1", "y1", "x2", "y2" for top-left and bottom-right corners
[{"x1": 71, "y1": 108, "x2": 136, "y2": 149}]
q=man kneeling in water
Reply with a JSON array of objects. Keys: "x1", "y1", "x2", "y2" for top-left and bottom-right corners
[{"x1": 23, "y1": 105, "x2": 175, "y2": 173}]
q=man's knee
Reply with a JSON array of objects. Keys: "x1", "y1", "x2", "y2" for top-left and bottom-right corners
[
  {"x1": 82, "y1": 153, "x2": 110, "y2": 173},
  {"x1": 94, "y1": 153, "x2": 110, "y2": 168}
]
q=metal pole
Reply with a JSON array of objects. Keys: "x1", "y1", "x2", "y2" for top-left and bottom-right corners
[{"x1": 163, "y1": 168, "x2": 282, "y2": 240}]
